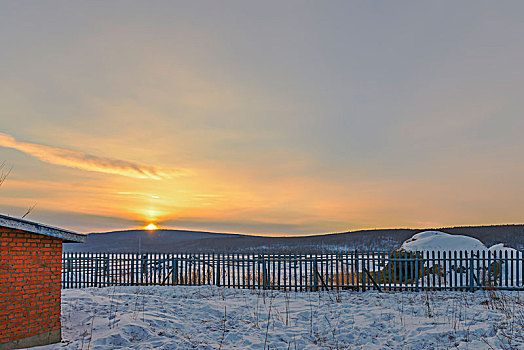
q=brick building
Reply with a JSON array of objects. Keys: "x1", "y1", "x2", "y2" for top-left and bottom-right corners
[{"x1": 0, "y1": 214, "x2": 85, "y2": 349}]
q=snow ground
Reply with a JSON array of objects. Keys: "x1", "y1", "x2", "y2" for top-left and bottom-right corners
[{"x1": 34, "y1": 286, "x2": 523, "y2": 350}]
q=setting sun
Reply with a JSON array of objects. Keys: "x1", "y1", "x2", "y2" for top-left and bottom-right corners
[{"x1": 144, "y1": 223, "x2": 158, "y2": 231}]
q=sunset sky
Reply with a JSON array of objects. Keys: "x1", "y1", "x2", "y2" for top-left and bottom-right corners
[{"x1": 1, "y1": 2, "x2": 523, "y2": 235}]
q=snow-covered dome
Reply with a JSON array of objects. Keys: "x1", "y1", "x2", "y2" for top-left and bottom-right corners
[{"x1": 400, "y1": 231, "x2": 488, "y2": 252}]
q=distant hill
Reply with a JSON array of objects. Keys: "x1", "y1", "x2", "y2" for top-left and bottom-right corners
[
  {"x1": 63, "y1": 229, "x2": 243, "y2": 253},
  {"x1": 64, "y1": 224, "x2": 524, "y2": 253}
]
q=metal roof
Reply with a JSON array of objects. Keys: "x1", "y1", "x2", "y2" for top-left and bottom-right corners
[{"x1": 0, "y1": 214, "x2": 86, "y2": 243}]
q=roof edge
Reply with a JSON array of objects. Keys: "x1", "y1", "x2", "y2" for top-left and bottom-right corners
[{"x1": 0, "y1": 214, "x2": 86, "y2": 243}]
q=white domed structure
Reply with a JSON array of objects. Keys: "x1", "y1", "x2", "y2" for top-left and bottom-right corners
[{"x1": 400, "y1": 231, "x2": 488, "y2": 252}]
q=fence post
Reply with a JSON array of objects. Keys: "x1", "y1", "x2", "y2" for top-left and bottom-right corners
[
  {"x1": 130, "y1": 255, "x2": 134, "y2": 286},
  {"x1": 362, "y1": 252, "x2": 367, "y2": 292},
  {"x1": 504, "y1": 250, "x2": 509, "y2": 287},
  {"x1": 215, "y1": 254, "x2": 220, "y2": 286},
  {"x1": 415, "y1": 252, "x2": 419, "y2": 292},
  {"x1": 469, "y1": 251, "x2": 474, "y2": 292},
  {"x1": 145, "y1": 254, "x2": 149, "y2": 286},
  {"x1": 67, "y1": 256, "x2": 72, "y2": 289},
  {"x1": 94, "y1": 256, "x2": 99, "y2": 288},
  {"x1": 313, "y1": 258, "x2": 318, "y2": 292},
  {"x1": 355, "y1": 251, "x2": 360, "y2": 291},
  {"x1": 104, "y1": 255, "x2": 109, "y2": 287},
  {"x1": 262, "y1": 256, "x2": 268, "y2": 290},
  {"x1": 175, "y1": 254, "x2": 178, "y2": 286}
]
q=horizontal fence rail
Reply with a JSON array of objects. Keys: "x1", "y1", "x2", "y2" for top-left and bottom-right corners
[{"x1": 62, "y1": 251, "x2": 524, "y2": 291}]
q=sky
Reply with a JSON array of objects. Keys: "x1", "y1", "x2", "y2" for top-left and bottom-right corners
[{"x1": 1, "y1": 1, "x2": 523, "y2": 235}]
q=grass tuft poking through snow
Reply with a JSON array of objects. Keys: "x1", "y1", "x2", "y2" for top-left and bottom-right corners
[{"x1": 35, "y1": 286, "x2": 523, "y2": 349}]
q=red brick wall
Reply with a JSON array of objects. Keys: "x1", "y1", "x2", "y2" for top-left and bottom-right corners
[{"x1": 0, "y1": 228, "x2": 62, "y2": 345}]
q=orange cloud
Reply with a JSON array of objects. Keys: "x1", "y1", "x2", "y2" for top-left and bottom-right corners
[{"x1": 0, "y1": 132, "x2": 183, "y2": 180}]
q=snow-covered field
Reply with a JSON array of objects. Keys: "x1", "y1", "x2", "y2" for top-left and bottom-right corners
[{"x1": 35, "y1": 286, "x2": 523, "y2": 350}]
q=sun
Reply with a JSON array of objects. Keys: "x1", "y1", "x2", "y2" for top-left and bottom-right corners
[{"x1": 144, "y1": 223, "x2": 158, "y2": 231}]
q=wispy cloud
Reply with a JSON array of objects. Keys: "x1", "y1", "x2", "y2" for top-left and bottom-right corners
[
  {"x1": 117, "y1": 191, "x2": 161, "y2": 199},
  {"x1": 0, "y1": 132, "x2": 183, "y2": 180}
]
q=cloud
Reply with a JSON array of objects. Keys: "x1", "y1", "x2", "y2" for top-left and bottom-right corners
[{"x1": 0, "y1": 132, "x2": 183, "y2": 180}]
